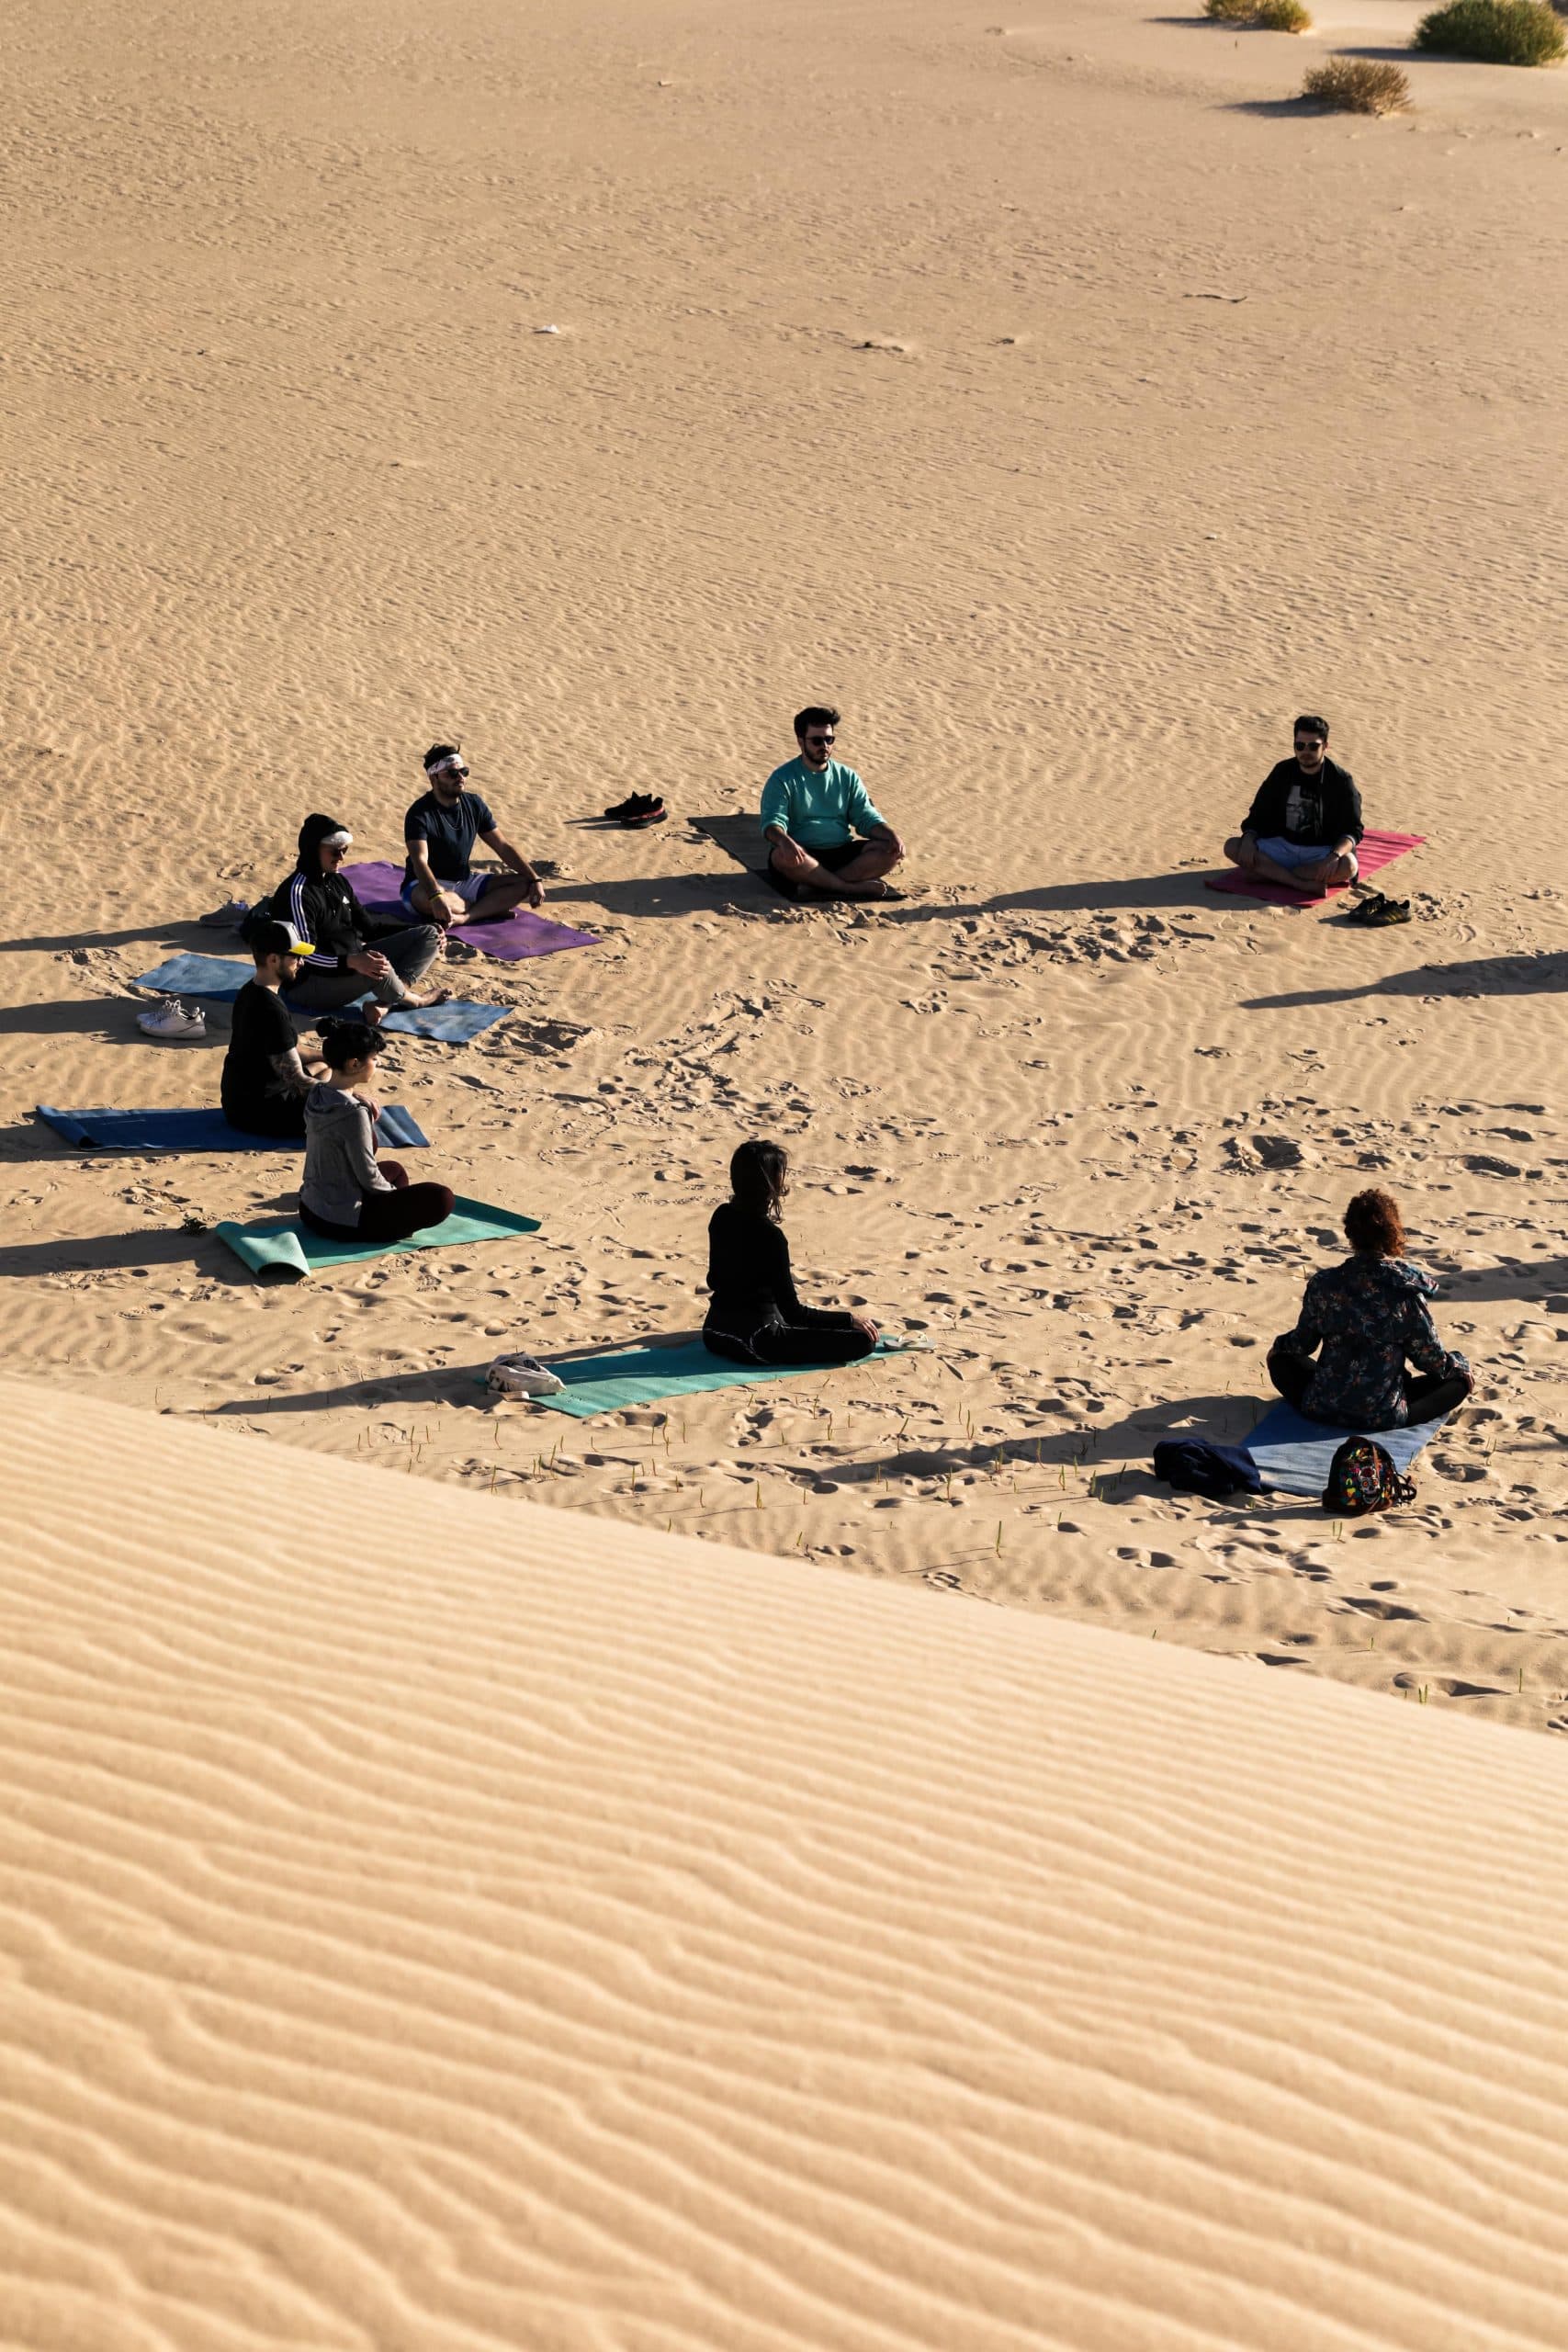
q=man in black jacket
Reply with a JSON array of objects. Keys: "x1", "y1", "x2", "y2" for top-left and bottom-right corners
[
  {"x1": 1223, "y1": 717, "x2": 1363, "y2": 892},
  {"x1": 267, "y1": 813, "x2": 447, "y2": 1022}
]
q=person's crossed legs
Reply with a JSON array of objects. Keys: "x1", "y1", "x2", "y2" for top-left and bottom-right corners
[
  {"x1": 1269, "y1": 1349, "x2": 1472, "y2": 1427},
  {"x1": 299, "y1": 1159, "x2": 457, "y2": 1245},
  {"x1": 405, "y1": 872, "x2": 536, "y2": 928},
  {"x1": 285, "y1": 924, "x2": 446, "y2": 1023},
  {"x1": 770, "y1": 834, "x2": 903, "y2": 901},
  {"x1": 1224, "y1": 832, "x2": 1358, "y2": 892}
]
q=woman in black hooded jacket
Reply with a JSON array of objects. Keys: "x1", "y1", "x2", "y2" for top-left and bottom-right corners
[
  {"x1": 262, "y1": 812, "x2": 448, "y2": 1018},
  {"x1": 703, "y1": 1140, "x2": 879, "y2": 1366}
]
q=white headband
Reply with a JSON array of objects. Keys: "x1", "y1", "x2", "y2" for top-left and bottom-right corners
[
  {"x1": 424, "y1": 752, "x2": 464, "y2": 777},
  {"x1": 321, "y1": 828, "x2": 353, "y2": 849}
]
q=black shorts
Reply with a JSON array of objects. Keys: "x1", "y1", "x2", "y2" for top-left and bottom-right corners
[{"x1": 773, "y1": 837, "x2": 868, "y2": 874}]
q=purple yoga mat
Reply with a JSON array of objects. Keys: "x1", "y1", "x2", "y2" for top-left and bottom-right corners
[{"x1": 344, "y1": 861, "x2": 598, "y2": 962}]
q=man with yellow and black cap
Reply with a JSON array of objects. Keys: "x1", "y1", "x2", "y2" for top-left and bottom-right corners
[{"x1": 221, "y1": 918, "x2": 329, "y2": 1138}]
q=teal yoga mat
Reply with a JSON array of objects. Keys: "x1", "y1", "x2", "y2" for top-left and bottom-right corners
[
  {"x1": 526, "y1": 1335, "x2": 905, "y2": 1419},
  {"x1": 215, "y1": 1196, "x2": 540, "y2": 1279}
]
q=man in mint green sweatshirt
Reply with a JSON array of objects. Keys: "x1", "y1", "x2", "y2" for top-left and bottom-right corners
[{"x1": 761, "y1": 707, "x2": 906, "y2": 900}]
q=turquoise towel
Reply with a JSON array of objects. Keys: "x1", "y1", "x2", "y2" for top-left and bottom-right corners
[
  {"x1": 215, "y1": 1195, "x2": 540, "y2": 1279},
  {"x1": 133, "y1": 956, "x2": 511, "y2": 1041},
  {"x1": 526, "y1": 1336, "x2": 903, "y2": 1419},
  {"x1": 135, "y1": 952, "x2": 249, "y2": 1001}
]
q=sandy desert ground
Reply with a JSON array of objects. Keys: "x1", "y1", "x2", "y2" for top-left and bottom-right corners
[
  {"x1": 6, "y1": 0, "x2": 1568, "y2": 1731},
  {"x1": 3, "y1": 1376, "x2": 1567, "y2": 2349}
]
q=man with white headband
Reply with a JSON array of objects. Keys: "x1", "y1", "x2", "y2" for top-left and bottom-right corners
[
  {"x1": 262, "y1": 812, "x2": 448, "y2": 1023},
  {"x1": 401, "y1": 744, "x2": 544, "y2": 929}
]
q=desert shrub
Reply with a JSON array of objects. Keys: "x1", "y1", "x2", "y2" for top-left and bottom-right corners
[
  {"x1": 1303, "y1": 55, "x2": 1413, "y2": 107},
  {"x1": 1205, "y1": 0, "x2": 1312, "y2": 20},
  {"x1": 1414, "y1": 0, "x2": 1565, "y2": 60}
]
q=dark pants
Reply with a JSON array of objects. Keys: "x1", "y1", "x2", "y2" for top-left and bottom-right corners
[
  {"x1": 284, "y1": 925, "x2": 441, "y2": 1015},
  {"x1": 1269, "y1": 1351, "x2": 1472, "y2": 1428},
  {"x1": 705, "y1": 1311, "x2": 875, "y2": 1368},
  {"x1": 299, "y1": 1159, "x2": 456, "y2": 1245},
  {"x1": 223, "y1": 1093, "x2": 306, "y2": 1140}
]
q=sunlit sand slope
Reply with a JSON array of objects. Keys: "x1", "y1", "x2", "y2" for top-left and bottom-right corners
[{"x1": 3, "y1": 1376, "x2": 1566, "y2": 2348}]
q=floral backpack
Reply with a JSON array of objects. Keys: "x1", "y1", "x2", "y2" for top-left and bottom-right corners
[{"x1": 1321, "y1": 1437, "x2": 1416, "y2": 1517}]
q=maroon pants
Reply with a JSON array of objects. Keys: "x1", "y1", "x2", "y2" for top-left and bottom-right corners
[{"x1": 299, "y1": 1159, "x2": 456, "y2": 1245}]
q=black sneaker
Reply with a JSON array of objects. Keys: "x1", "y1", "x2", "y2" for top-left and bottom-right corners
[{"x1": 604, "y1": 791, "x2": 664, "y2": 821}]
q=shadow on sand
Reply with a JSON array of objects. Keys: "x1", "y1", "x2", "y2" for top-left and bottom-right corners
[{"x1": 1244, "y1": 952, "x2": 1568, "y2": 1013}]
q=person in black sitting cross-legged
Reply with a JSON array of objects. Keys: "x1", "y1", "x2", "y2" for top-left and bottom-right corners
[
  {"x1": 221, "y1": 919, "x2": 327, "y2": 1138},
  {"x1": 1223, "y1": 714, "x2": 1363, "y2": 893},
  {"x1": 703, "y1": 1138, "x2": 879, "y2": 1366}
]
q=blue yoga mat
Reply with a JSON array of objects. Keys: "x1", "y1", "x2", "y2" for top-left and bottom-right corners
[
  {"x1": 135, "y1": 952, "x2": 250, "y2": 1001},
  {"x1": 525, "y1": 1336, "x2": 905, "y2": 1419},
  {"x1": 374, "y1": 999, "x2": 512, "y2": 1042},
  {"x1": 133, "y1": 956, "x2": 512, "y2": 1043},
  {"x1": 35, "y1": 1103, "x2": 428, "y2": 1154},
  {"x1": 1246, "y1": 1400, "x2": 1450, "y2": 1498}
]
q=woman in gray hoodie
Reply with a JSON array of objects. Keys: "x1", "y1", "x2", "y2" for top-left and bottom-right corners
[{"x1": 299, "y1": 1024, "x2": 456, "y2": 1244}]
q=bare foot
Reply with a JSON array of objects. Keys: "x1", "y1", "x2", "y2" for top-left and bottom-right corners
[
  {"x1": 363, "y1": 1004, "x2": 387, "y2": 1029},
  {"x1": 410, "y1": 986, "x2": 452, "y2": 1008}
]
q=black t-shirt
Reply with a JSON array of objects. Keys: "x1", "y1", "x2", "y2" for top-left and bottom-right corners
[
  {"x1": 221, "y1": 980, "x2": 299, "y2": 1114},
  {"x1": 1244, "y1": 756, "x2": 1362, "y2": 848},
  {"x1": 403, "y1": 788, "x2": 496, "y2": 883}
]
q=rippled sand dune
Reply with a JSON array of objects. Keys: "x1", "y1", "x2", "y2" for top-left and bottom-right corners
[{"x1": 2, "y1": 1373, "x2": 1566, "y2": 2347}]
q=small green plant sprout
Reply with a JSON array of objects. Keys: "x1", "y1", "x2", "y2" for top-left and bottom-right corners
[
  {"x1": 1415, "y1": 0, "x2": 1564, "y2": 60},
  {"x1": 1303, "y1": 55, "x2": 1412, "y2": 107}
]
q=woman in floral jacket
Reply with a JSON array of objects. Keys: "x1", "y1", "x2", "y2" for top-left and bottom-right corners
[{"x1": 1268, "y1": 1188, "x2": 1473, "y2": 1431}]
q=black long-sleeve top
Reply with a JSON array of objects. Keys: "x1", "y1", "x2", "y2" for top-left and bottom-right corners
[{"x1": 704, "y1": 1203, "x2": 839, "y2": 1334}]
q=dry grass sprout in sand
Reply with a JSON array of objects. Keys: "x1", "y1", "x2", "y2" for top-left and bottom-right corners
[
  {"x1": 1303, "y1": 56, "x2": 1414, "y2": 107},
  {"x1": 1206, "y1": 0, "x2": 1314, "y2": 24},
  {"x1": 1414, "y1": 0, "x2": 1565, "y2": 60}
]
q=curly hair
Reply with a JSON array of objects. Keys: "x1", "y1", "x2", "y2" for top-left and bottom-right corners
[{"x1": 1343, "y1": 1187, "x2": 1405, "y2": 1258}]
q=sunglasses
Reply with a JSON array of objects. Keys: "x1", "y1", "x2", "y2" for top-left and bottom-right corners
[
  {"x1": 804, "y1": 733, "x2": 835, "y2": 747},
  {"x1": 1294, "y1": 738, "x2": 1325, "y2": 751}
]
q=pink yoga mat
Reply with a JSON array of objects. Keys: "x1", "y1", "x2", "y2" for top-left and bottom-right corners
[
  {"x1": 345, "y1": 861, "x2": 598, "y2": 961},
  {"x1": 1205, "y1": 830, "x2": 1425, "y2": 909}
]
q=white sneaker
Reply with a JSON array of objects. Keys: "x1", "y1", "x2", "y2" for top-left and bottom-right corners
[
  {"x1": 137, "y1": 996, "x2": 207, "y2": 1043},
  {"x1": 486, "y1": 1352, "x2": 566, "y2": 1398}
]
